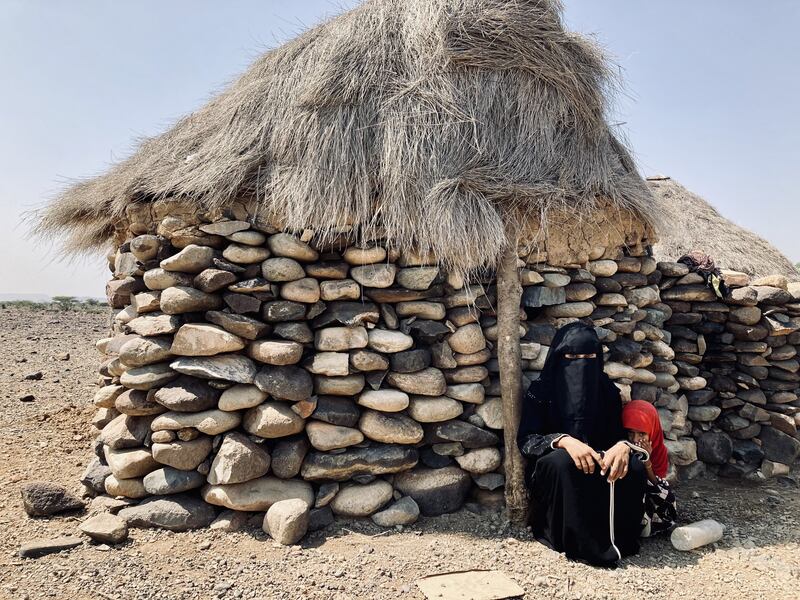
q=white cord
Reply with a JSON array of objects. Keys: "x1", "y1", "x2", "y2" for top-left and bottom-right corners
[{"x1": 608, "y1": 480, "x2": 621, "y2": 561}]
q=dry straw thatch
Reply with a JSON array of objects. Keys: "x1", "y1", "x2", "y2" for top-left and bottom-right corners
[
  {"x1": 649, "y1": 176, "x2": 799, "y2": 280},
  {"x1": 37, "y1": 0, "x2": 657, "y2": 273}
]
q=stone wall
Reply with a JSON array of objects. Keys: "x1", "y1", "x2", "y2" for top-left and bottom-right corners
[
  {"x1": 657, "y1": 266, "x2": 800, "y2": 481},
  {"x1": 86, "y1": 205, "x2": 673, "y2": 530}
]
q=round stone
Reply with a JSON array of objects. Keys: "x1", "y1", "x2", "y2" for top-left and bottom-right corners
[
  {"x1": 320, "y1": 279, "x2": 361, "y2": 301},
  {"x1": 343, "y1": 246, "x2": 386, "y2": 265},
  {"x1": 267, "y1": 233, "x2": 319, "y2": 262},
  {"x1": 119, "y1": 337, "x2": 173, "y2": 367},
  {"x1": 104, "y1": 475, "x2": 148, "y2": 499},
  {"x1": 170, "y1": 324, "x2": 245, "y2": 356},
  {"x1": 316, "y1": 326, "x2": 369, "y2": 351},
  {"x1": 545, "y1": 302, "x2": 595, "y2": 318},
  {"x1": 394, "y1": 466, "x2": 472, "y2": 516},
  {"x1": 222, "y1": 243, "x2": 271, "y2": 264},
  {"x1": 119, "y1": 363, "x2": 177, "y2": 390},
  {"x1": 371, "y1": 496, "x2": 420, "y2": 527},
  {"x1": 448, "y1": 324, "x2": 486, "y2": 355},
  {"x1": 306, "y1": 421, "x2": 364, "y2": 451},
  {"x1": 143, "y1": 467, "x2": 205, "y2": 495},
  {"x1": 330, "y1": 480, "x2": 393, "y2": 517},
  {"x1": 143, "y1": 268, "x2": 194, "y2": 290},
  {"x1": 386, "y1": 368, "x2": 446, "y2": 396},
  {"x1": 454, "y1": 447, "x2": 501, "y2": 474},
  {"x1": 358, "y1": 390, "x2": 409, "y2": 412},
  {"x1": 243, "y1": 402, "x2": 306, "y2": 438},
  {"x1": 368, "y1": 329, "x2": 414, "y2": 353},
  {"x1": 263, "y1": 498, "x2": 310, "y2": 545},
  {"x1": 280, "y1": 278, "x2": 321, "y2": 303},
  {"x1": 396, "y1": 267, "x2": 439, "y2": 291},
  {"x1": 407, "y1": 396, "x2": 463, "y2": 423},
  {"x1": 588, "y1": 260, "x2": 618, "y2": 277},
  {"x1": 248, "y1": 340, "x2": 304, "y2": 365},
  {"x1": 358, "y1": 410, "x2": 423, "y2": 444},
  {"x1": 351, "y1": 264, "x2": 397, "y2": 288},
  {"x1": 262, "y1": 257, "x2": 306, "y2": 282},
  {"x1": 201, "y1": 476, "x2": 314, "y2": 511},
  {"x1": 218, "y1": 384, "x2": 268, "y2": 411},
  {"x1": 395, "y1": 301, "x2": 446, "y2": 320},
  {"x1": 314, "y1": 374, "x2": 365, "y2": 396},
  {"x1": 154, "y1": 376, "x2": 220, "y2": 412},
  {"x1": 151, "y1": 409, "x2": 241, "y2": 435},
  {"x1": 227, "y1": 230, "x2": 266, "y2": 245}
]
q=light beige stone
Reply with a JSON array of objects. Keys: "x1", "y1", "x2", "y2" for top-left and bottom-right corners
[
  {"x1": 351, "y1": 264, "x2": 397, "y2": 288},
  {"x1": 445, "y1": 383, "x2": 485, "y2": 404},
  {"x1": 315, "y1": 326, "x2": 369, "y2": 351},
  {"x1": 396, "y1": 267, "x2": 439, "y2": 291},
  {"x1": 118, "y1": 336, "x2": 174, "y2": 367},
  {"x1": 447, "y1": 324, "x2": 486, "y2": 355},
  {"x1": 267, "y1": 234, "x2": 319, "y2": 262},
  {"x1": 368, "y1": 329, "x2": 414, "y2": 353},
  {"x1": 359, "y1": 410, "x2": 423, "y2": 444},
  {"x1": 218, "y1": 384, "x2": 268, "y2": 411},
  {"x1": 243, "y1": 402, "x2": 306, "y2": 438},
  {"x1": 343, "y1": 246, "x2": 386, "y2": 265},
  {"x1": 320, "y1": 279, "x2": 361, "y2": 301},
  {"x1": 358, "y1": 389, "x2": 409, "y2": 412},
  {"x1": 306, "y1": 352, "x2": 350, "y2": 376},
  {"x1": 475, "y1": 397, "x2": 503, "y2": 429},
  {"x1": 202, "y1": 476, "x2": 314, "y2": 511},
  {"x1": 407, "y1": 396, "x2": 463, "y2": 423},
  {"x1": 160, "y1": 244, "x2": 215, "y2": 273},
  {"x1": 395, "y1": 301, "x2": 446, "y2": 320},
  {"x1": 330, "y1": 480, "x2": 393, "y2": 517},
  {"x1": 222, "y1": 243, "x2": 270, "y2": 264},
  {"x1": 171, "y1": 324, "x2": 245, "y2": 356},
  {"x1": 306, "y1": 421, "x2": 364, "y2": 451},
  {"x1": 280, "y1": 278, "x2": 321, "y2": 303},
  {"x1": 151, "y1": 410, "x2": 241, "y2": 435},
  {"x1": 248, "y1": 340, "x2": 303, "y2": 365},
  {"x1": 454, "y1": 447, "x2": 501, "y2": 474},
  {"x1": 262, "y1": 257, "x2": 306, "y2": 282}
]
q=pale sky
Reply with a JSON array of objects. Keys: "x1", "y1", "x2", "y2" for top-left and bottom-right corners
[{"x1": 1, "y1": 0, "x2": 798, "y2": 298}]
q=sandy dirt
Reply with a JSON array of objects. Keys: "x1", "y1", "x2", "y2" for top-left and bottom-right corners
[{"x1": 0, "y1": 306, "x2": 798, "y2": 600}]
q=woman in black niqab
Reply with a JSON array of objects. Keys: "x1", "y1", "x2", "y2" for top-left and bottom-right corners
[{"x1": 517, "y1": 322, "x2": 646, "y2": 567}]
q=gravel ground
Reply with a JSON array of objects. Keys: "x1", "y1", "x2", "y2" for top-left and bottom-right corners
[{"x1": 0, "y1": 306, "x2": 798, "y2": 600}]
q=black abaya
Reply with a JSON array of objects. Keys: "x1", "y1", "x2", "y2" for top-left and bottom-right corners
[{"x1": 517, "y1": 322, "x2": 646, "y2": 567}]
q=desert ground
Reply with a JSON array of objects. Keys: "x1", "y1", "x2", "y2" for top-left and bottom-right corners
[{"x1": 0, "y1": 305, "x2": 798, "y2": 600}]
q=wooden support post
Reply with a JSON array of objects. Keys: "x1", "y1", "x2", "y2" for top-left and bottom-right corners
[{"x1": 496, "y1": 243, "x2": 527, "y2": 524}]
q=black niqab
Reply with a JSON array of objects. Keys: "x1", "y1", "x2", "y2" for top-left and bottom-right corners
[{"x1": 519, "y1": 321, "x2": 623, "y2": 451}]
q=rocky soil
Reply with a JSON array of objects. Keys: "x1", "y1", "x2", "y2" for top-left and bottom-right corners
[{"x1": 1, "y1": 306, "x2": 798, "y2": 600}]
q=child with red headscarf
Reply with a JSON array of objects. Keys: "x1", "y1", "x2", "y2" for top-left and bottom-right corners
[{"x1": 622, "y1": 400, "x2": 678, "y2": 537}]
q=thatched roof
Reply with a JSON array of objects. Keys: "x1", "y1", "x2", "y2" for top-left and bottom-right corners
[
  {"x1": 38, "y1": 0, "x2": 658, "y2": 273},
  {"x1": 649, "y1": 176, "x2": 799, "y2": 281}
]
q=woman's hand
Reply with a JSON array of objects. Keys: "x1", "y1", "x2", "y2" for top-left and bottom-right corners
[
  {"x1": 600, "y1": 442, "x2": 631, "y2": 482},
  {"x1": 556, "y1": 436, "x2": 602, "y2": 475}
]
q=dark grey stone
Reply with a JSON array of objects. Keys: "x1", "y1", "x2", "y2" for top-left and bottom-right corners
[
  {"x1": 696, "y1": 431, "x2": 733, "y2": 465},
  {"x1": 732, "y1": 440, "x2": 765, "y2": 464},
  {"x1": 300, "y1": 445, "x2": 418, "y2": 481},
  {"x1": 262, "y1": 301, "x2": 306, "y2": 322},
  {"x1": 154, "y1": 376, "x2": 220, "y2": 412},
  {"x1": 425, "y1": 420, "x2": 499, "y2": 449},
  {"x1": 390, "y1": 349, "x2": 431, "y2": 374},
  {"x1": 522, "y1": 286, "x2": 566, "y2": 308},
  {"x1": 759, "y1": 426, "x2": 800, "y2": 464},
  {"x1": 394, "y1": 466, "x2": 472, "y2": 516},
  {"x1": 308, "y1": 506, "x2": 334, "y2": 532},
  {"x1": 21, "y1": 482, "x2": 85, "y2": 517},
  {"x1": 223, "y1": 292, "x2": 262, "y2": 314},
  {"x1": 312, "y1": 396, "x2": 361, "y2": 427},
  {"x1": 273, "y1": 322, "x2": 314, "y2": 344},
  {"x1": 118, "y1": 494, "x2": 216, "y2": 531},
  {"x1": 406, "y1": 320, "x2": 450, "y2": 345},
  {"x1": 311, "y1": 301, "x2": 380, "y2": 328},
  {"x1": 254, "y1": 365, "x2": 313, "y2": 401},
  {"x1": 80, "y1": 458, "x2": 112, "y2": 495}
]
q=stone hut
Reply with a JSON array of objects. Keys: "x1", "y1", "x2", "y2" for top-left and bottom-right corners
[
  {"x1": 38, "y1": 0, "x2": 670, "y2": 529},
  {"x1": 647, "y1": 176, "x2": 800, "y2": 481}
]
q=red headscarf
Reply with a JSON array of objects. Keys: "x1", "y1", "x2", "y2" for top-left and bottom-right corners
[{"x1": 621, "y1": 400, "x2": 669, "y2": 478}]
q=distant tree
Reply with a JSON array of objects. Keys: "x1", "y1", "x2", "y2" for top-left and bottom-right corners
[
  {"x1": 52, "y1": 296, "x2": 77, "y2": 311},
  {"x1": 83, "y1": 298, "x2": 100, "y2": 306}
]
